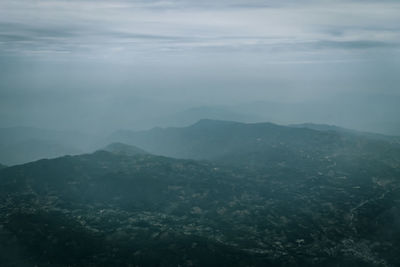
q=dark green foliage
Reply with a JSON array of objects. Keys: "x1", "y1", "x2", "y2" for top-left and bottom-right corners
[{"x1": 1, "y1": 121, "x2": 400, "y2": 266}]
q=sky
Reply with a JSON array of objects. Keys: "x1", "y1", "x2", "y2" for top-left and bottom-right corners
[{"x1": 0, "y1": 0, "x2": 399, "y2": 133}]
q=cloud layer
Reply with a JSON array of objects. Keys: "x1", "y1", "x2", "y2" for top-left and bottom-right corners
[
  {"x1": 1, "y1": 0, "x2": 399, "y2": 58},
  {"x1": 0, "y1": 0, "x2": 399, "y2": 133}
]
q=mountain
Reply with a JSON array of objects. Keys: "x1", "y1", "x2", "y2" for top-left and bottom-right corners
[
  {"x1": 102, "y1": 142, "x2": 149, "y2": 156},
  {"x1": 150, "y1": 94, "x2": 400, "y2": 136},
  {"x1": 290, "y1": 123, "x2": 370, "y2": 134},
  {"x1": 0, "y1": 151, "x2": 269, "y2": 266},
  {"x1": 110, "y1": 119, "x2": 400, "y2": 171},
  {"x1": 149, "y1": 106, "x2": 264, "y2": 128},
  {"x1": 228, "y1": 95, "x2": 400, "y2": 136},
  {"x1": 0, "y1": 163, "x2": 5, "y2": 169},
  {"x1": 116, "y1": 93, "x2": 400, "y2": 136},
  {"x1": 1, "y1": 132, "x2": 400, "y2": 265},
  {"x1": 290, "y1": 123, "x2": 400, "y2": 143}
]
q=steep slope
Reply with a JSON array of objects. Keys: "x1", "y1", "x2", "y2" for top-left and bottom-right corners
[{"x1": 1, "y1": 149, "x2": 400, "y2": 266}]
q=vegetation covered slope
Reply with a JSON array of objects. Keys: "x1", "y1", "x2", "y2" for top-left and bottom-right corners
[{"x1": 1, "y1": 138, "x2": 400, "y2": 266}]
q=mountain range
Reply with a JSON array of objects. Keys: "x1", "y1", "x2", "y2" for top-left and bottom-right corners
[
  {"x1": 125, "y1": 95, "x2": 400, "y2": 136},
  {"x1": 2, "y1": 117, "x2": 399, "y2": 167},
  {"x1": 1, "y1": 120, "x2": 400, "y2": 266},
  {"x1": 110, "y1": 119, "x2": 400, "y2": 169}
]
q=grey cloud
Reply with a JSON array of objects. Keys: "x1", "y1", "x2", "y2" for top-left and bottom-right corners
[
  {"x1": 0, "y1": 0, "x2": 399, "y2": 134},
  {"x1": 314, "y1": 40, "x2": 399, "y2": 50},
  {"x1": 1, "y1": 0, "x2": 399, "y2": 56}
]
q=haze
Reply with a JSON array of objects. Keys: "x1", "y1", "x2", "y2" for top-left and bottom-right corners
[{"x1": 1, "y1": 0, "x2": 399, "y2": 135}]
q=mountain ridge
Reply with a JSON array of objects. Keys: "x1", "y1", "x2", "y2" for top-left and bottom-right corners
[
  {"x1": 290, "y1": 122, "x2": 400, "y2": 143},
  {"x1": 1, "y1": 145, "x2": 400, "y2": 266},
  {"x1": 109, "y1": 119, "x2": 400, "y2": 169},
  {"x1": 101, "y1": 142, "x2": 149, "y2": 156}
]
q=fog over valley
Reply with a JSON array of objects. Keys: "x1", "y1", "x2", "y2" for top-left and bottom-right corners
[{"x1": 1, "y1": 1, "x2": 400, "y2": 266}]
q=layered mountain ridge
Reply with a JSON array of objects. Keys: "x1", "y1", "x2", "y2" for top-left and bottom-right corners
[{"x1": 0, "y1": 120, "x2": 400, "y2": 266}]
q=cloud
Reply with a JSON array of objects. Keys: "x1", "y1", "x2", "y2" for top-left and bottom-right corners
[
  {"x1": 0, "y1": 0, "x2": 399, "y2": 134},
  {"x1": 314, "y1": 40, "x2": 398, "y2": 50},
  {"x1": 0, "y1": 0, "x2": 399, "y2": 58}
]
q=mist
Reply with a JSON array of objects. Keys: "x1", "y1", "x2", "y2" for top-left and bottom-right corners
[
  {"x1": 2, "y1": 2, "x2": 400, "y2": 266},
  {"x1": 1, "y1": 0, "x2": 399, "y2": 135}
]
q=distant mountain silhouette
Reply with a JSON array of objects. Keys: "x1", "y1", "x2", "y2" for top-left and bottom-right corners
[
  {"x1": 220, "y1": 96, "x2": 400, "y2": 135},
  {"x1": 140, "y1": 95, "x2": 400, "y2": 135},
  {"x1": 110, "y1": 119, "x2": 400, "y2": 169},
  {"x1": 139, "y1": 106, "x2": 265, "y2": 129},
  {"x1": 290, "y1": 123, "x2": 400, "y2": 143}
]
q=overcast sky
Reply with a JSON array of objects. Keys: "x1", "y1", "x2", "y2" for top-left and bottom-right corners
[{"x1": 0, "y1": 0, "x2": 399, "y2": 133}]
